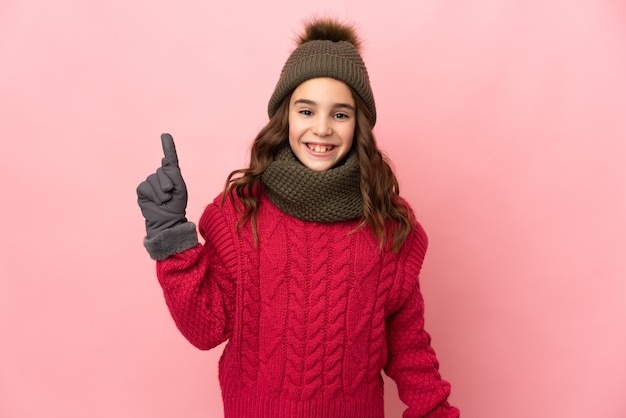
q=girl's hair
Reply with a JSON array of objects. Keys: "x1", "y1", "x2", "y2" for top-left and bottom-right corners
[{"x1": 222, "y1": 89, "x2": 414, "y2": 252}]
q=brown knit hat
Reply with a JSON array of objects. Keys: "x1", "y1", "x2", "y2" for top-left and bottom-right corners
[{"x1": 268, "y1": 18, "x2": 377, "y2": 127}]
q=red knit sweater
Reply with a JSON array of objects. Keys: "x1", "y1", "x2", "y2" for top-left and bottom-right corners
[{"x1": 156, "y1": 192, "x2": 459, "y2": 418}]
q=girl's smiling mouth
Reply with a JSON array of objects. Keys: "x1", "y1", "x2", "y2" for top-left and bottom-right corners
[{"x1": 306, "y1": 143, "x2": 336, "y2": 153}]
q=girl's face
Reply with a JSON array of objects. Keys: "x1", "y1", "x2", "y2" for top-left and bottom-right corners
[{"x1": 288, "y1": 77, "x2": 356, "y2": 171}]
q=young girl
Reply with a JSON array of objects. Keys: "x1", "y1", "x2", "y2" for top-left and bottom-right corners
[{"x1": 137, "y1": 18, "x2": 459, "y2": 418}]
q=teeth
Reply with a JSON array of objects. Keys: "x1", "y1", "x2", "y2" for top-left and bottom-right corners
[{"x1": 308, "y1": 144, "x2": 333, "y2": 153}]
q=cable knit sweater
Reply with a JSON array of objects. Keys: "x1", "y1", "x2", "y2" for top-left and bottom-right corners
[{"x1": 156, "y1": 191, "x2": 459, "y2": 418}]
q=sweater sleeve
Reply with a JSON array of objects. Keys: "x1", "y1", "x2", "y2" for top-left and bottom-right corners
[
  {"x1": 384, "y1": 226, "x2": 460, "y2": 418},
  {"x1": 155, "y1": 199, "x2": 238, "y2": 350}
]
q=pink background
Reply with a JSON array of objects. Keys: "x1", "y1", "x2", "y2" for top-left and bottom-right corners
[{"x1": 2, "y1": 1, "x2": 625, "y2": 417}]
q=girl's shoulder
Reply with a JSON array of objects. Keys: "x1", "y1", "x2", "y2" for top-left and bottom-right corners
[
  {"x1": 198, "y1": 192, "x2": 241, "y2": 237},
  {"x1": 203, "y1": 190, "x2": 246, "y2": 216},
  {"x1": 392, "y1": 195, "x2": 428, "y2": 253}
]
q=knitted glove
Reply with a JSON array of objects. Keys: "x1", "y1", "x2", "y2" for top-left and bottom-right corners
[{"x1": 137, "y1": 133, "x2": 197, "y2": 259}]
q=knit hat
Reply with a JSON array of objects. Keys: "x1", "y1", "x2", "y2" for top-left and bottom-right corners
[{"x1": 268, "y1": 18, "x2": 377, "y2": 127}]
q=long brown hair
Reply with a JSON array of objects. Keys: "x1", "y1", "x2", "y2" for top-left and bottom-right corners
[{"x1": 222, "y1": 88, "x2": 414, "y2": 251}]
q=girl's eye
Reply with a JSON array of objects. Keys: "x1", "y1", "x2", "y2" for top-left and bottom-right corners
[
  {"x1": 299, "y1": 109, "x2": 312, "y2": 116},
  {"x1": 334, "y1": 113, "x2": 349, "y2": 119}
]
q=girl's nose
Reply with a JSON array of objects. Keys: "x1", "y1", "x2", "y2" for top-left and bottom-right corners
[{"x1": 312, "y1": 117, "x2": 332, "y2": 137}]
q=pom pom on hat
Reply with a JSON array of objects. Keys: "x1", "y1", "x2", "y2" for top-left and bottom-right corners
[
  {"x1": 297, "y1": 17, "x2": 362, "y2": 51},
  {"x1": 268, "y1": 18, "x2": 377, "y2": 127}
]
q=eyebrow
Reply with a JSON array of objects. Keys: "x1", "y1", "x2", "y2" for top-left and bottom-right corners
[{"x1": 293, "y1": 98, "x2": 355, "y2": 111}]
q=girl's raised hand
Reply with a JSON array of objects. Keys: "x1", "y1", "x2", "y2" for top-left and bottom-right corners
[{"x1": 136, "y1": 133, "x2": 189, "y2": 238}]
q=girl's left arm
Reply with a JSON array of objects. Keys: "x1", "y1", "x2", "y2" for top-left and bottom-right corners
[{"x1": 384, "y1": 227, "x2": 460, "y2": 418}]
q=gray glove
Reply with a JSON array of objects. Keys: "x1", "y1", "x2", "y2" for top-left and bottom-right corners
[{"x1": 137, "y1": 133, "x2": 188, "y2": 239}]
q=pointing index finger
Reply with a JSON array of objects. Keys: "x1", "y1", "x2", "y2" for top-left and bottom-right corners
[{"x1": 161, "y1": 133, "x2": 179, "y2": 167}]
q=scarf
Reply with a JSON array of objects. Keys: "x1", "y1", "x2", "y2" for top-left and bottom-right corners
[{"x1": 261, "y1": 145, "x2": 363, "y2": 222}]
